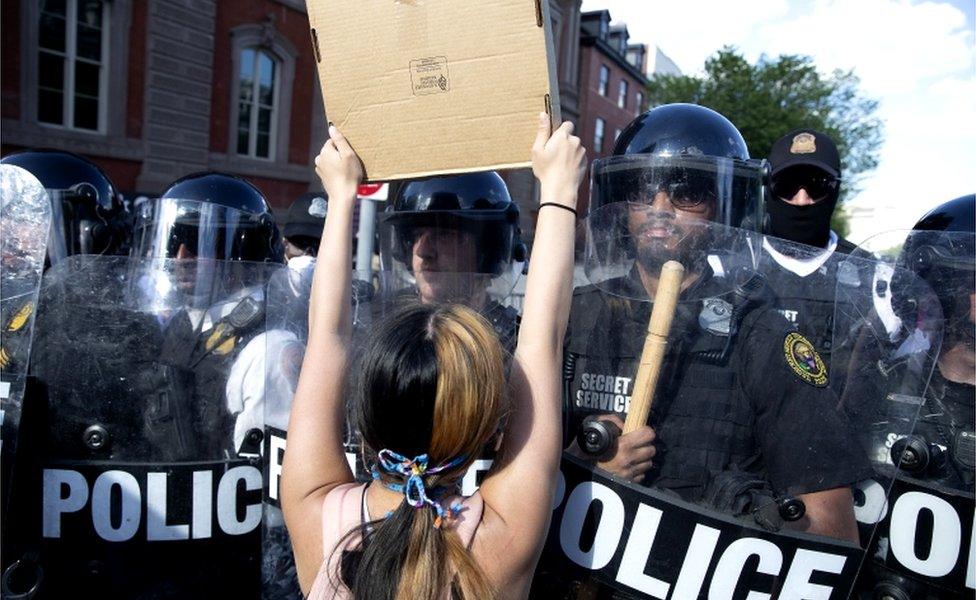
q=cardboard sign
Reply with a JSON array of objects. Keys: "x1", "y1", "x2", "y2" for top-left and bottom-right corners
[{"x1": 307, "y1": 0, "x2": 561, "y2": 182}]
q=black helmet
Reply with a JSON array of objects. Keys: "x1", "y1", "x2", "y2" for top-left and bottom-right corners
[
  {"x1": 134, "y1": 172, "x2": 284, "y2": 263},
  {"x1": 1, "y1": 149, "x2": 129, "y2": 263},
  {"x1": 898, "y1": 195, "x2": 975, "y2": 344},
  {"x1": 613, "y1": 103, "x2": 750, "y2": 160},
  {"x1": 590, "y1": 103, "x2": 764, "y2": 229},
  {"x1": 379, "y1": 171, "x2": 527, "y2": 276}
]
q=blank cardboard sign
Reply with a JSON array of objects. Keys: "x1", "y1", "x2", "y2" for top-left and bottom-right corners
[{"x1": 307, "y1": 0, "x2": 561, "y2": 182}]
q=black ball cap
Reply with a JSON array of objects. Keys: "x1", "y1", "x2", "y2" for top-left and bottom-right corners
[
  {"x1": 283, "y1": 192, "x2": 328, "y2": 239},
  {"x1": 768, "y1": 129, "x2": 841, "y2": 178}
]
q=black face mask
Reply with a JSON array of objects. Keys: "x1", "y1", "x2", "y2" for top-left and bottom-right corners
[{"x1": 765, "y1": 192, "x2": 838, "y2": 248}]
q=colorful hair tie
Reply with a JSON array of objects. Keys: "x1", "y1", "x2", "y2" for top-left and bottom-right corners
[{"x1": 375, "y1": 449, "x2": 467, "y2": 528}]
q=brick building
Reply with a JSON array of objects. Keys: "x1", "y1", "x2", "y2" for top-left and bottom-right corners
[
  {"x1": 1, "y1": 1, "x2": 666, "y2": 242},
  {"x1": 576, "y1": 10, "x2": 651, "y2": 212},
  {"x1": 2, "y1": 0, "x2": 325, "y2": 208}
]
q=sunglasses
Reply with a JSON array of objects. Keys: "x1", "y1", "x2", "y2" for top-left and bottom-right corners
[
  {"x1": 771, "y1": 170, "x2": 840, "y2": 202},
  {"x1": 629, "y1": 168, "x2": 718, "y2": 209}
]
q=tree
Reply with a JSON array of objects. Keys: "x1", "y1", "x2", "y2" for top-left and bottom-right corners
[{"x1": 646, "y1": 47, "x2": 883, "y2": 203}]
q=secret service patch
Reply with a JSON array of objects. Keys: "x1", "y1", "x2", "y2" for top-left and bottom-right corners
[{"x1": 783, "y1": 332, "x2": 828, "y2": 387}]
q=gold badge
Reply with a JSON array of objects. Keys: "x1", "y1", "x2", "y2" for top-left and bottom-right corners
[
  {"x1": 6, "y1": 302, "x2": 34, "y2": 332},
  {"x1": 789, "y1": 132, "x2": 817, "y2": 154},
  {"x1": 784, "y1": 332, "x2": 828, "y2": 387},
  {"x1": 205, "y1": 323, "x2": 236, "y2": 355}
]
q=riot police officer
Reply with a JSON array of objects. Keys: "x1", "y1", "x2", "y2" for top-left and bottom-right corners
[
  {"x1": 564, "y1": 104, "x2": 871, "y2": 540},
  {"x1": 378, "y1": 171, "x2": 527, "y2": 351},
  {"x1": 1, "y1": 149, "x2": 129, "y2": 265},
  {"x1": 9, "y1": 172, "x2": 283, "y2": 598},
  {"x1": 850, "y1": 194, "x2": 975, "y2": 599},
  {"x1": 758, "y1": 130, "x2": 872, "y2": 383}
]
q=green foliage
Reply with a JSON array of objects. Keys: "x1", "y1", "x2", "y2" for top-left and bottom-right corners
[{"x1": 646, "y1": 47, "x2": 884, "y2": 201}]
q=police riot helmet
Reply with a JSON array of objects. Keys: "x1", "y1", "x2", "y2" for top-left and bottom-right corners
[
  {"x1": 134, "y1": 172, "x2": 284, "y2": 263},
  {"x1": 379, "y1": 171, "x2": 527, "y2": 276},
  {"x1": 590, "y1": 103, "x2": 764, "y2": 229},
  {"x1": 899, "y1": 194, "x2": 975, "y2": 345},
  {"x1": 1, "y1": 149, "x2": 128, "y2": 264}
]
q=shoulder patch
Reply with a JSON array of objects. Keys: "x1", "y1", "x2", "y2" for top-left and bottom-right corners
[{"x1": 783, "y1": 332, "x2": 828, "y2": 387}]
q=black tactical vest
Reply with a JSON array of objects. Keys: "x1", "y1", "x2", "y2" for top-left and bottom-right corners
[{"x1": 565, "y1": 285, "x2": 760, "y2": 502}]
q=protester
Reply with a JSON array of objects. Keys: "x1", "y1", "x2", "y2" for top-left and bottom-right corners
[{"x1": 281, "y1": 114, "x2": 586, "y2": 598}]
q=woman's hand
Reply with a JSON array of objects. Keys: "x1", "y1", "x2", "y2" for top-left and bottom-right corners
[
  {"x1": 315, "y1": 124, "x2": 363, "y2": 201},
  {"x1": 531, "y1": 113, "x2": 587, "y2": 206}
]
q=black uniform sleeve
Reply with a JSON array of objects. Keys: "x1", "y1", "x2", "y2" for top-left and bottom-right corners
[{"x1": 737, "y1": 309, "x2": 874, "y2": 497}]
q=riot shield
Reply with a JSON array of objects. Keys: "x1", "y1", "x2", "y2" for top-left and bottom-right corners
[
  {"x1": 5, "y1": 255, "x2": 281, "y2": 599},
  {"x1": 533, "y1": 200, "x2": 911, "y2": 599},
  {"x1": 1, "y1": 166, "x2": 51, "y2": 593},
  {"x1": 261, "y1": 261, "x2": 373, "y2": 599},
  {"x1": 755, "y1": 234, "x2": 878, "y2": 399},
  {"x1": 838, "y1": 230, "x2": 972, "y2": 599}
]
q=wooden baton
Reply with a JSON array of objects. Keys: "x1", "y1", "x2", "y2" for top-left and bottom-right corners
[{"x1": 622, "y1": 260, "x2": 685, "y2": 434}]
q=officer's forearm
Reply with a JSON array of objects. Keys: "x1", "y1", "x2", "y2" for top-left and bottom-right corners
[{"x1": 791, "y1": 487, "x2": 860, "y2": 543}]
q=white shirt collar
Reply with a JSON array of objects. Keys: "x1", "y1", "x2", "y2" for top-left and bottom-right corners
[{"x1": 762, "y1": 230, "x2": 838, "y2": 277}]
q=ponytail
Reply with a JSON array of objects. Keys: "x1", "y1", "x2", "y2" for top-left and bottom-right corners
[{"x1": 331, "y1": 302, "x2": 505, "y2": 599}]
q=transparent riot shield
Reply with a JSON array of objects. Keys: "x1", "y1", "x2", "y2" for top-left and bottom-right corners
[
  {"x1": 838, "y1": 230, "x2": 972, "y2": 599},
  {"x1": 1, "y1": 166, "x2": 51, "y2": 595},
  {"x1": 755, "y1": 234, "x2": 878, "y2": 399},
  {"x1": 532, "y1": 200, "x2": 899, "y2": 600},
  {"x1": 261, "y1": 262, "x2": 373, "y2": 599},
  {"x1": 4, "y1": 255, "x2": 281, "y2": 599}
]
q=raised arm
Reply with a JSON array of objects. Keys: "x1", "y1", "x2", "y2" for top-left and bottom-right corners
[
  {"x1": 477, "y1": 114, "x2": 586, "y2": 566},
  {"x1": 280, "y1": 126, "x2": 363, "y2": 590}
]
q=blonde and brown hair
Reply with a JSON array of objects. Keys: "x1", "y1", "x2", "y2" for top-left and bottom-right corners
[{"x1": 339, "y1": 302, "x2": 507, "y2": 600}]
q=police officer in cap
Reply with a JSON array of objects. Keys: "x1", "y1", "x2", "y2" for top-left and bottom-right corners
[
  {"x1": 282, "y1": 192, "x2": 328, "y2": 262},
  {"x1": 759, "y1": 130, "x2": 871, "y2": 380},
  {"x1": 379, "y1": 171, "x2": 527, "y2": 351},
  {"x1": 850, "y1": 195, "x2": 974, "y2": 599},
  {"x1": 565, "y1": 104, "x2": 871, "y2": 540},
  {"x1": 1, "y1": 149, "x2": 129, "y2": 265}
]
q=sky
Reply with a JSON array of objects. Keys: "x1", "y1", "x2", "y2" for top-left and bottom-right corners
[{"x1": 580, "y1": 0, "x2": 976, "y2": 244}]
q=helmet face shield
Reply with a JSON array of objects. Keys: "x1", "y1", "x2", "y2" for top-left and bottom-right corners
[
  {"x1": 378, "y1": 211, "x2": 521, "y2": 304},
  {"x1": 582, "y1": 202, "x2": 762, "y2": 302},
  {"x1": 135, "y1": 198, "x2": 276, "y2": 262},
  {"x1": 590, "y1": 154, "x2": 765, "y2": 230}
]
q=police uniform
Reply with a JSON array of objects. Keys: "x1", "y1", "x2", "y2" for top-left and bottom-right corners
[
  {"x1": 758, "y1": 232, "x2": 873, "y2": 371},
  {"x1": 565, "y1": 271, "x2": 872, "y2": 503}
]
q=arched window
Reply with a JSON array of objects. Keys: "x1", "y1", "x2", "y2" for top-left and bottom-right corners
[{"x1": 236, "y1": 47, "x2": 278, "y2": 159}]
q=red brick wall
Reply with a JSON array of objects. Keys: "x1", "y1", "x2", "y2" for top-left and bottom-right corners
[
  {"x1": 210, "y1": 2, "x2": 316, "y2": 166},
  {"x1": 2, "y1": 0, "x2": 21, "y2": 119},
  {"x1": 246, "y1": 176, "x2": 309, "y2": 212},
  {"x1": 0, "y1": 141, "x2": 142, "y2": 192}
]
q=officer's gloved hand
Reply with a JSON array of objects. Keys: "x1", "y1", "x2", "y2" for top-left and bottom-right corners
[{"x1": 570, "y1": 414, "x2": 656, "y2": 482}]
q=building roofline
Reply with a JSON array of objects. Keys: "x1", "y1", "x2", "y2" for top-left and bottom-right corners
[{"x1": 581, "y1": 35, "x2": 650, "y2": 86}]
